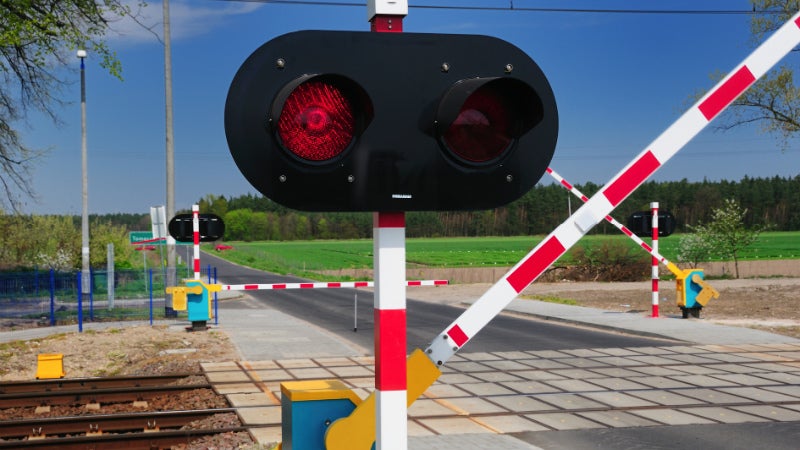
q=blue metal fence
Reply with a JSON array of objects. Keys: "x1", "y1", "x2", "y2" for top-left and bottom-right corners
[{"x1": 0, "y1": 267, "x2": 218, "y2": 330}]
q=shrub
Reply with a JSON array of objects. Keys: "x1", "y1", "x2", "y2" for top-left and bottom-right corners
[{"x1": 564, "y1": 241, "x2": 650, "y2": 282}]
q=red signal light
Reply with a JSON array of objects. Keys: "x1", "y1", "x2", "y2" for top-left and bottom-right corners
[
  {"x1": 437, "y1": 78, "x2": 542, "y2": 165},
  {"x1": 278, "y1": 80, "x2": 354, "y2": 161},
  {"x1": 443, "y1": 87, "x2": 513, "y2": 162},
  {"x1": 273, "y1": 75, "x2": 373, "y2": 163}
]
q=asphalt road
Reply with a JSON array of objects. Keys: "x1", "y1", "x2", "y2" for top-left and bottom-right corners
[
  {"x1": 202, "y1": 252, "x2": 674, "y2": 353},
  {"x1": 515, "y1": 422, "x2": 800, "y2": 450}
]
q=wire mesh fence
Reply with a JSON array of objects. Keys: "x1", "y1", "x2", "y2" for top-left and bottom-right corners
[{"x1": 0, "y1": 267, "x2": 218, "y2": 329}]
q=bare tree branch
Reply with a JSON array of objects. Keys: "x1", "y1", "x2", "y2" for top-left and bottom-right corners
[{"x1": 0, "y1": 0, "x2": 143, "y2": 212}]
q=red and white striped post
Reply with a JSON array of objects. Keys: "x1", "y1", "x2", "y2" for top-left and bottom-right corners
[
  {"x1": 369, "y1": 2, "x2": 408, "y2": 449},
  {"x1": 651, "y1": 202, "x2": 659, "y2": 317},
  {"x1": 372, "y1": 212, "x2": 407, "y2": 450},
  {"x1": 192, "y1": 204, "x2": 200, "y2": 280}
]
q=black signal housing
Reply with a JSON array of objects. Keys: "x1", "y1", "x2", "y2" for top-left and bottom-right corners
[{"x1": 225, "y1": 30, "x2": 558, "y2": 212}]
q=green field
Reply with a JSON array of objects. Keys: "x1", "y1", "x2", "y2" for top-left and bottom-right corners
[{"x1": 210, "y1": 231, "x2": 800, "y2": 277}]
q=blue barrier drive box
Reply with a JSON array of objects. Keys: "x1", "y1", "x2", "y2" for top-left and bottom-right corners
[
  {"x1": 280, "y1": 379, "x2": 361, "y2": 450},
  {"x1": 185, "y1": 280, "x2": 213, "y2": 323}
]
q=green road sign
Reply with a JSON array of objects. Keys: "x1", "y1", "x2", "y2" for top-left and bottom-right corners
[
  {"x1": 130, "y1": 231, "x2": 156, "y2": 244},
  {"x1": 129, "y1": 230, "x2": 193, "y2": 245}
]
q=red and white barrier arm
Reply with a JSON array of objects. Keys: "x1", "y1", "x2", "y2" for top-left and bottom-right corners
[
  {"x1": 425, "y1": 11, "x2": 800, "y2": 366},
  {"x1": 546, "y1": 167, "x2": 682, "y2": 277},
  {"x1": 221, "y1": 280, "x2": 448, "y2": 291},
  {"x1": 132, "y1": 237, "x2": 166, "y2": 245}
]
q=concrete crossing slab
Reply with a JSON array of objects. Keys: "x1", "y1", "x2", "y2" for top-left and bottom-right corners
[
  {"x1": 526, "y1": 412, "x2": 606, "y2": 430},
  {"x1": 730, "y1": 405, "x2": 800, "y2": 422},
  {"x1": 577, "y1": 410, "x2": 660, "y2": 428},
  {"x1": 718, "y1": 386, "x2": 799, "y2": 403},
  {"x1": 628, "y1": 408, "x2": 716, "y2": 426},
  {"x1": 626, "y1": 389, "x2": 703, "y2": 407},
  {"x1": 678, "y1": 406, "x2": 768, "y2": 424}
]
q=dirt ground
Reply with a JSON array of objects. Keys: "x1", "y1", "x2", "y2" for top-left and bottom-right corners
[
  {"x1": 406, "y1": 277, "x2": 800, "y2": 340},
  {"x1": 0, "y1": 325, "x2": 239, "y2": 382},
  {"x1": 528, "y1": 277, "x2": 800, "y2": 339},
  {"x1": 1, "y1": 277, "x2": 798, "y2": 382}
]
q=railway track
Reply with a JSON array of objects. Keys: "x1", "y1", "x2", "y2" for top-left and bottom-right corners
[
  {"x1": 0, "y1": 374, "x2": 255, "y2": 449},
  {"x1": 0, "y1": 383, "x2": 214, "y2": 409},
  {"x1": 0, "y1": 374, "x2": 196, "y2": 394}
]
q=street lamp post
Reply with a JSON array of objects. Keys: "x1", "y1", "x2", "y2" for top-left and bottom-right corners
[{"x1": 78, "y1": 49, "x2": 90, "y2": 294}]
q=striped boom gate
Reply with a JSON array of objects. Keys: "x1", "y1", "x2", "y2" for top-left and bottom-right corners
[
  {"x1": 221, "y1": 280, "x2": 447, "y2": 291},
  {"x1": 326, "y1": 9, "x2": 800, "y2": 450},
  {"x1": 425, "y1": 10, "x2": 800, "y2": 367}
]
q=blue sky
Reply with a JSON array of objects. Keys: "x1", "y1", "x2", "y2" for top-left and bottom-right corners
[{"x1": 17, "y1": 0, "x2": 800, "y2": 214}]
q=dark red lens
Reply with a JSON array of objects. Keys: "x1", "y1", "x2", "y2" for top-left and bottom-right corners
[
  {"x1": 443, "y1": 86, "x2": 513, "y2": 163},
  {"x1": 278, "y1": 80, "x2": 355, "y2": 161}
]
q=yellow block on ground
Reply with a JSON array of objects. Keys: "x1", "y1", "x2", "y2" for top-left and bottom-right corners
[{"x1": 36, "y1": 353, "x2": 65, "y2": 379}]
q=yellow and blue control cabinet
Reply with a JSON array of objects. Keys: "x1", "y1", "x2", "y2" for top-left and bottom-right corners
[
  {"x1": 280, "y1": 380, "x2": 362, "y2": 450},
  {"x1": 676, "y1": 269, "x2": 719, "y2": 318},
  {"x1": 166, "y1": 280, "x2": 220, "y2": 330}
]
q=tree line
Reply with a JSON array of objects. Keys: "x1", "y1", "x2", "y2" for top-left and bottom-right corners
[
  {"x1": 0, "y1": 175, "x2": 796, "y2": 271},
  {"x1": 197, "y1": 175, "x2": 800, "y2": 241},
  {"x1": 0, "y1": 215, "x2": 133, "y2": 271}
]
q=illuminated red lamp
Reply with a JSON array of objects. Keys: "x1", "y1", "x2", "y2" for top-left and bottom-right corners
[{"x1": 272, "y1": 75, "x2": 373, "y2": 163}]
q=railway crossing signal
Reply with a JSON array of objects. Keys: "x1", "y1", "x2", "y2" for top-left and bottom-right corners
[
  {"x1": 225, "y1": 30, "x2": 558, "y2": 212},
  {"x1": 168, "y1": 213, "x2": 225, "y2": 242},
  {"x1": 627, "y1": 210, "x2": 676, "y2": 237}
]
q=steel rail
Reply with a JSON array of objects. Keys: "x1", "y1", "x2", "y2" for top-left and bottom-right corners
[
  {"x1": 0, "y1": 374, "x2": 199, "y2": 395},
  {"x1": 0, "y1": 426, "x2": 252, "y2": 449},
  {"x1": 0, "y1": 383, "x2": 213, "y2": 409},
  {"x1": 0, "y1": 407, "x2": 237, "y2": 439}
]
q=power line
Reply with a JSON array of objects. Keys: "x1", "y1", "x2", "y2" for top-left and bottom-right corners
[{"x1": 213, "y1": 0, "x2": 774, "y2": 16}]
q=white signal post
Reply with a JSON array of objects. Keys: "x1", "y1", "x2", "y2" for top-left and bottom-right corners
[
  {"x1": 651, "y1": 202, "x2": 660, "y2": 317},
  {"x1": 372, "y1": 212, "x2": 407, "y2": 450},
  {"x1": 369, "y1": 2, "x2": 409, "y2": 450},
  {"x1": 425, "y1": 9, "x2": 800, "y2": 368},
  {"x1": 192, "y1": 204, "x2": 201, "y2": 280}
]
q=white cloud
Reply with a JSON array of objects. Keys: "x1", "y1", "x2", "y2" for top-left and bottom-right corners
[{"x1": 105, "y1": 0, "x2": 263, "y2": 46}]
